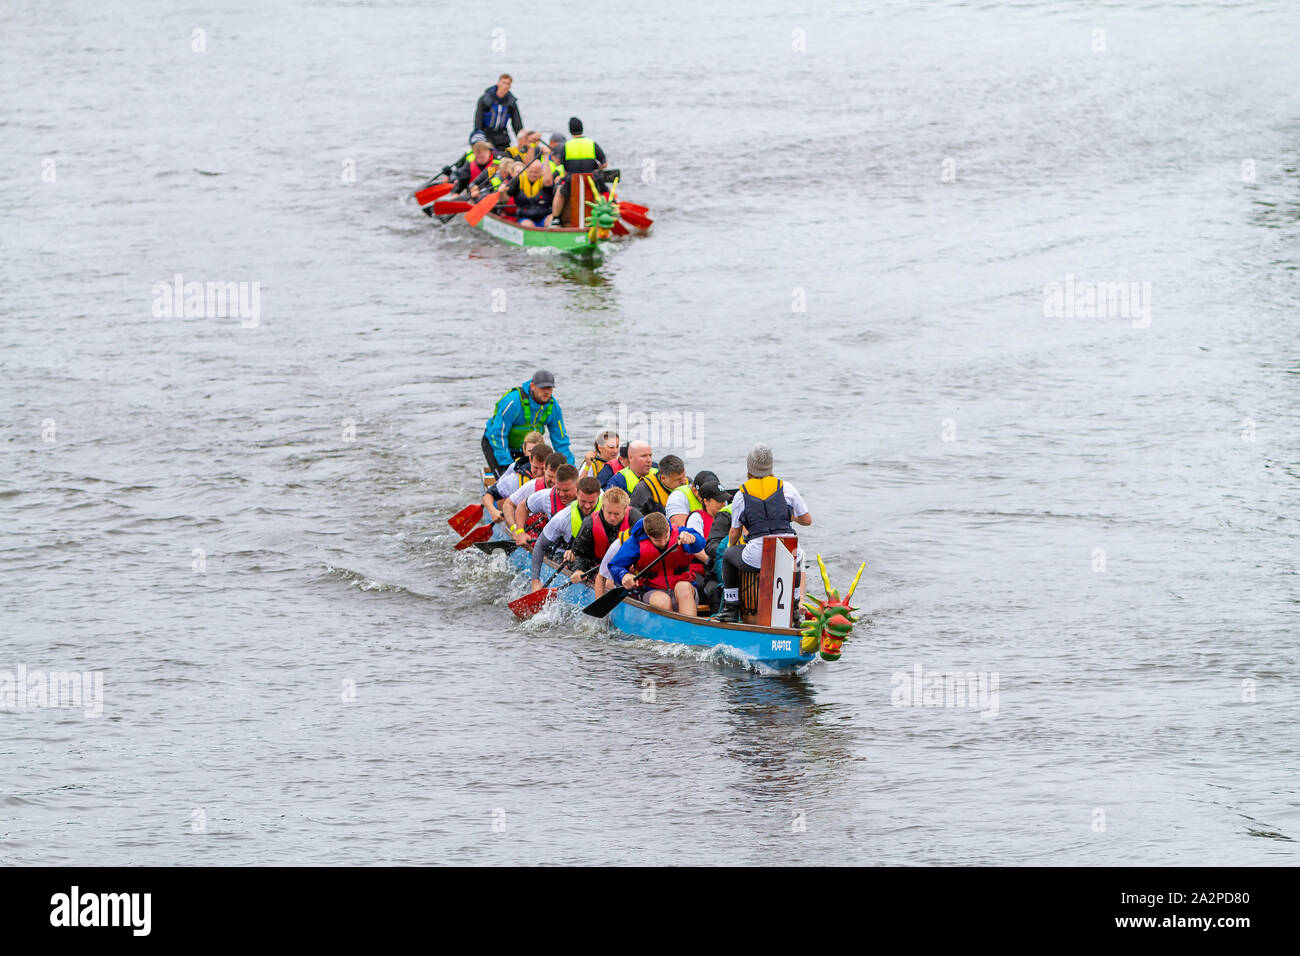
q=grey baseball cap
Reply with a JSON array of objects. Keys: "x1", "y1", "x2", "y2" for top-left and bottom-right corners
[{"x1": 532, "y1": 369, "x2": 556, "y2": 388}]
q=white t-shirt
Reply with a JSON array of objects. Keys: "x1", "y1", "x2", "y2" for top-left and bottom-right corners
[
  {"x1": 665, "y1": 488, "x2": 694, "y2": 521},
  {"x1": 494, "y1": 471, "x2": 524, "y2": 499},
  {"x1": 731, "y1": 480, "x2": 808, "y2": 567},
  {"x1": 508, "y1": 477, "x2": 542, "y2": 506},
  {"x1": 541, "y1": 505, "x2": 572, "y2": 543}
]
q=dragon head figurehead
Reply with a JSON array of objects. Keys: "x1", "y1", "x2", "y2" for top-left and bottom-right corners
[
  {"x1": 585, "y1": 180, "x2": 620, "y2": 243},
  {"x1": 799, "y1": 555, "x2": 865, "y2": 661}
]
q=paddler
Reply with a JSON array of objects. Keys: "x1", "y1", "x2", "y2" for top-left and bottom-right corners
[
  {"x1": 712, "y1": 443, "x2": 812, "y2": 624},
  {"x1": 684, "y1": 481, "x2": 730, "y2": 610},
  {"x1": 501, "y1": 451, "x2": 566, "y2": 541},
  {"x1": 629, "y1": 454, "x2": 688, "y2": 517},
  {"x1": 516, "y1": 463, "x2": 580, "y2": 546},
  {"x1": 569, "y1": 487, "x2": 642, "y2": 598},
  {"x1": 549, "y1": 117, "x2": 608, "y2": 225},
  {"x1": 506, "y1": 129, "x2": 547, "y2": 166},
  {"x1": 666, "y1": 469, "x2": 718, "y2": 527},
  {"x1": 607, "y1": 513, "x2": 705, "y2": 617},
  {"x1": 605, "y1": 440, "x2": 654, "y2": 496},
  {"x1": 595, "y1": 441, "x2": 630, "y2": 489},
  {"x1": 481, "y1": 440, "x2": 550, "y2": 524},
  {"x1": 578, "y1": 430, "x2": 619, "y2": 483},
  {"x1": 528, "y1": 475, "x2": 602, "y2": 591},
  {"x1": 454, "y1": 137, "x2": 498, "y2": 196},
  {"x1": 483, "y1": 370, "x2": 572, "y2": 477},
  {"x1": 473, "y1": 73, "x2": 523, "y2": 151},
  {"x1": 507, "y1": 159, "x2": 555, "y2": 227}
]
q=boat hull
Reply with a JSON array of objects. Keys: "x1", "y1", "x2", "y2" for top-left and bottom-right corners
[
  {"x1": 501, "y1": 536, "x2": 815, "y2": 672},
  {"x1": 470, "y1": 211, "x2": 605, "y2": 256}
]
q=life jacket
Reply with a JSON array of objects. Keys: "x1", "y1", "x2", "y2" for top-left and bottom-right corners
[
  {"x1": 712, "y1": 503, "x2": 734, "y2": 584},
  {"x1": 681, "y1": 485, "x2": 703, "y2": 514},
  {"x1": 515, "y1": 173, "x2": 546, "y2": 198},
  {"x1": 566, "y1": 499, "x2": 590, "y2": 539},
  {"x1": 738, "y1": 477, "x2": 794, "y2": 539},
  {"x1": 563, "y1": 136, "x2": 599, "y2": 172},
  {"x1": 591, "y1": 510, "x2": 631, "y2": 560},
  {"x1": 617, "y1": 465, "x2": 656, "y2": 496},
  {"x1": 639, "y1": 473, "x2": 673, "y2": 512},
  {"x1": 469, "y1": 157, "x2": 496, "y2": 181},
  {"x1": 525, "y1": 487, "x2": 563, "y2": 539},
  {"x1": 495, "y1": 385, "x2": 556, "y2": 453},
  {"x1": 688, "y1": 508, "x2": 715, "y2": 540},
  {"x1": 631, "y1": 526, "x2": 696, "y2": 593},
  {"x1": 479, "y1": 89, "x2": 514, "y2": 132}
]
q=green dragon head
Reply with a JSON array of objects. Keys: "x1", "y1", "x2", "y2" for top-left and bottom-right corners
[{"x1": 799, "y1": 555, "x2": 865, "y2": 661}]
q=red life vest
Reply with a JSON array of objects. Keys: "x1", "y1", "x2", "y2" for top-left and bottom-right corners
[
  {"x1": 686, "y1": 509, "x2": 714, "y2": 569},
  {"x1": 632, "y1": 526, "x2": 696, "y2": 592},
  {"x1": 525, "y1": 488, "x2": 562, "y2": 539},
  {"x1": 591, "y1": 510, "x2": 630, "y2": 559},
  {"x1": 688, "y1": 509, "x2": 714, "y2": 539}
]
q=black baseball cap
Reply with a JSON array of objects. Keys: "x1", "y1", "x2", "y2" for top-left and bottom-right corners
[
  {"x1": 693, "y1": 470, "x2": 718, "y2": 488},
  {"x1": 698, "y1": 481, "x2": 728, "y2": 503}
]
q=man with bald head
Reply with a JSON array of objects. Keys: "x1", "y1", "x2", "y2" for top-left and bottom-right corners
[{"x1": 605, "y1": 440, "x2": 655, "y2": 497}]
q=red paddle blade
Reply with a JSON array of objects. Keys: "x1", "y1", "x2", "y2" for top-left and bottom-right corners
[
  {"x1": 415, "y1": 182, "x2": 454, "y2": 206},
  {"x1": 448, "y1": 503, "x2": 483, "y2": 535},
  {"x1": 619, "y1": 201, "x2": 648, "y2": 215},
  {"x1": 454, "y1": 525, "x2": 494, "y2": 550},
  {"x1": 620, "y1": 209, "x2": 653, "y2": 230},
  {"x1": 612, "y1": 220, "x2": 629, "y2": 236},
  {"x1": 431, "y1": 200, "x2": 473, "y2": 215},
  {"x1": 463, "y1": 190, "x2": 502, "y2": 226},
  {"x1": 508, "y1": 587, "x2": 555, "y2": 619}
]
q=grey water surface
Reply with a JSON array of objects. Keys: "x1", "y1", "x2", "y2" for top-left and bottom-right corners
[{"x1": 1, "y1": 0, "x2": 1297, "y2": 864}]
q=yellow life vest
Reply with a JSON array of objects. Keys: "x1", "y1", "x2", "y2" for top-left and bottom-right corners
[
  {"x1": 516, "y1": 173, "x2": 545, "y2": 198},
  {"x1": 620, "y1": 465, "x2": 657, "y2": 496},
  {"x1": 640, "y1": 473, "x2": 672, "y2": 509}
]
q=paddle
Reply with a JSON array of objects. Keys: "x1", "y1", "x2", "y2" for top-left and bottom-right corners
[
  {"x1": 415, "y1": 181, "x2": 455, "y2": 209},
  {"x1": 582, "y1": 543, "x2": 680, "y2": 619},
  {"x1": 510, "y1": 566, "x2": 597, "y2": 619},
  {"x1": 448, "y1": 502, "x2": 484, "y2": 535},
  {"x1": 454, "y1": 524, "x2": 495, "y2": 550},
  {"x1": 508, "y1": 561, "x2": 571, "y2": 618},
  {"x1": 472, "y1": 540, "x2": 518, "y2": 555},
  {"x1": 431, "y1": 200, "x2": 473, "y2": 215},
  {"x1": 464, "y1": 174, "x2": 515, "y2": 226},
  {"x1": 619, "y1": 201, "x2": 649, "y2": 216},
  {"x1": 612, "y1": 220, "x2": 629, "y2": 236},
  {"x1": 619, "y1": 207, "x2": 653, "y2": 230}
]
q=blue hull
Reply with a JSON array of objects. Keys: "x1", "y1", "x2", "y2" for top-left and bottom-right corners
[{"x1": 502, "y1": 539, "x2": 815, "y2": 672}]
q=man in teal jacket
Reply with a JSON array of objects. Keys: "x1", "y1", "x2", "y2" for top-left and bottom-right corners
[{"x1": 482, "y1": 369, "x2": 572, "y2": 477}]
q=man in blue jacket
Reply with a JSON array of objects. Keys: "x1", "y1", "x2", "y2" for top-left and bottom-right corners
[
  {"x1": 473, "y1": 74, "x2": 523, "y2": 151},
  {"x1": 607, "y1": 513, "x2": 705, "y2": 615},
  {"x1": 483, "y1": 369, "x2": 572, "y2": 477}
]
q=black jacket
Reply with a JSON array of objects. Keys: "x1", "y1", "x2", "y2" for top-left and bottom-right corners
[
  {"x1": 474, "y1": 86, "x2": 522, "y2": 136},
  {"x1": 571, "y1": 508, "x2": 643, "y2": 570}
]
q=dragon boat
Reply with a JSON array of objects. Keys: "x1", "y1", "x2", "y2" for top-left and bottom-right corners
[
  {"x1": 475, "y1": 523, "x2": 865, "y2": 673},
  {"x1": 414, "y1": 169, "x2": 646, "y2": 262}
]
